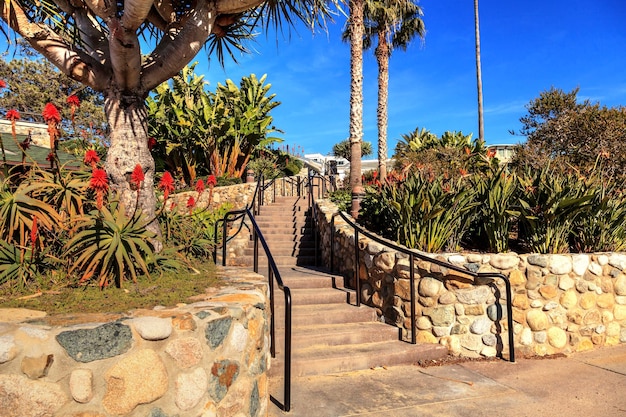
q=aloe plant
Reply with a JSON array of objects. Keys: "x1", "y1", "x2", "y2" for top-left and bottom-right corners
[
  {"x1": 65, "y1": 202, "x2": 155, "y2": 288},
  {"x1": 517, "y1": 167, "x2": 593, "y2": 254}
]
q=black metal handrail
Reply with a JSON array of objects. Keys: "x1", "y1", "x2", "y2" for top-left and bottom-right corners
[
  {"x1": 212, "y1": 174, "x2": 303, "y2": 412},
  {"x1": 330, "y1": 210, "x2": 515, "y2": 362}
]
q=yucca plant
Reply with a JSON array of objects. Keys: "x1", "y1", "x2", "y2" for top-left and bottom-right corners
[
  {"x1": 65, "y1": 202, "x2": 155, "y2": 288},
  {"x1": 517, "y1": 167, "x2": 594, "y2": 253},
  {"x1": 471, "y1": 166, "x2": 520, "y2": 252}
]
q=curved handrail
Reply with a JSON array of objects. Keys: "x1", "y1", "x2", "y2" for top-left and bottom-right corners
[
  {"x1": 332, "y1": 210, "x2": 515, "y2": 362},
  {"x1": 212, "y1": 174, "x2": 303, "y2": 412}
]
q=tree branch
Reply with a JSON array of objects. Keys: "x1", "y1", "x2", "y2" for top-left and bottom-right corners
[
  {"x1": 108, "y1": 17, "x2": 142, "y2": 92},
  {"x1": 74, "y1": 6, "x2": 110, "y2": 64},
  {"x1": 141, "y1": 0, "x2": 216, "y2": 91},
  {"x1": 121, "y1": 0, "x2": 154, "y2": 31},
  {"x1": 216, "y1": 0, "x2": 264, "y2": 15},
  {"x1": 1, "y1": 0, "x2": 110, "y2": 91},
  {"x1": 153, "y1": 0, "x2": 176, "y2": 24}
]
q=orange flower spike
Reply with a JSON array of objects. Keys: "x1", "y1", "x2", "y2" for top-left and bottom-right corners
[
  {"x1": 195, "y1": 179, "x2": 205, "y2": 194},
  {"x1": 207, "y1": 175, "x2": 217, "y2": 187},
  {"x1": 42, "y1": 103, "x2": 61, "y2": 124},
  {"x1": 6, "y1": 109, "x2": 20, "y2": 121},
  {"x1": 84, "y1": 149, "x2": 100, "y2": 168},
  {"x1": 90, "y1": 168, "x2": 109, "y2": 209},
  {"x1": 159, "y1": 171, "x2": 175, "y2": 201},
  {"x1": 30, "y1": 216, "x2": 38, "y2": 249},
  {"x1": 187, "y1": 196, "x2": 196, "y2": 214},
  {"x1": 130, "y1": 164, "x2": 144, "y2": 189}
]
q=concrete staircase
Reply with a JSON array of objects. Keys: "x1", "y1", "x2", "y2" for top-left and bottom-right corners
[{"x1": 243, "y1": 195, "x2": 448, "y2": 378}]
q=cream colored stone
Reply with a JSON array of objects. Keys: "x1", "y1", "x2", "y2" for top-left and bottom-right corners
[
  {"x1": 526, "y1": 310, "x2": 549, "y2": 331},
  {"x1": 560, "y1": 290, "x2": 578, "y2": 309},
  {"x1": 579, "y1": 292, "x2": 597, "y2": 309},
  {"x1": 416, "y1": 331, "x2": 438, "y2": 344},
  {"x1": 70, "y1": 369, "x2": 93, "y2": 404},
  {"x1": 547, "y1": 327, "x2": 567, "y2": 349},
  {"x1": 509, "y1": 269, "x2": 526, "y2": 287},
  {"x1": 597, "y1": 293, "x2": 615, "y2": 309},
  {"x1": 614, "y1": 304, "x2": 626, "y2": 320},
  {"x1": 103, "y1": 349, "x2": 168, "y2": 415}
]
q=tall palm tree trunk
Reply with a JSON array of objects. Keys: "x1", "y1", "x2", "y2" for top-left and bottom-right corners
[
  {"x1": 474, "y1": 0, "x2": 485, "y2": 142},
  {"x1": 375, "y1": 30, "x2": 390, "y2": 180},
  {"x1": 349, "y1": 0, "x2": 365, "y2": 218}
]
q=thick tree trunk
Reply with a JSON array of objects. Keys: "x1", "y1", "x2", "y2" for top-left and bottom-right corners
[
  {"x1": 104, "y1": 93, "x2": 162, "y2": 250},
  {"x1": 375, "y1": 32, "x2": 390, "y2": 181},
  {"x1": 349, "y1": 0, "x2": 365, "y2": 219}
]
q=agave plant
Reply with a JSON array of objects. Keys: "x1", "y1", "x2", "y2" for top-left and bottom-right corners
[{"x1": 65, "y1": 202, "x2": 155, "y2": 288}]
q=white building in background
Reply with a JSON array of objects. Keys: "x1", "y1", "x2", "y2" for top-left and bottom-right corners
[
  {"x1": 302, "y1": 153, "x2": 386, "y2": 180},
  {"x1": 487, "y1": 144, "x2": 517, "y2": 164}
]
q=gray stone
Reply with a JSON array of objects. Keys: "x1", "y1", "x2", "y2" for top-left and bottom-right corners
[
  {"x1": 208, "y1": 360, "x2": 240, "y2": 402},
  {"x1": 228, "y1": 322, "x2": 248, "y2": 352},
  {"x1": 70, "y1": 368, "x2": 93, "y2": 403},
  {"x1": 0, "y1": 335, "x2": 18, "y2": 364},
  {"x1": 520, "y1": 328, "x2": 533, "y2": 346},
  {"x1": 176, "y1": 367, "x2": 208, "y2": 410},
  {"x1": 55, "y1": 322, "x2": 132, "y2": 363},
  {"x1": 451, "y1": 324, "x2": 467, "y2": 335},
  {"x1": 486, "y1": 303, "x2": 505, "y2": 321},
  {"x1": 464, "y1": 263, "x2": 480, "y2": 273},
  {"x1": 424, "y1": 305, "x2": 455, "y2": 327},
  {"x1": 572, "y1": 254, "x2": 590, "y2": 276},
  {"x1": 482, "y1": 334, "x2": 497, "y2": 346},
  {"x1": 470, "y1": 317, "x2": 492, "y2": 335},
  {"x1": 438, "y1": 291, "x2": 457, "y2": 305},
  {"x1": 205, "y1": 317, "x2": 233, "y2": 349},
  {"x1": 0, "y1": 374, "x2": 68, "y2": 416},
  {"x1": 432, "y1": 326, "x2": 451, "y2": 337},
  {"x1": 455, "y1": 286, "x2": 492, "y2": 305},
  {"x1": 250, "y1": 381, "x2": 260, "y2": 417},
  {"x1": 527, "y1": 255, "x2": 548, "y2": 268},
  {"x1": 549, "y1": 255, "x2": 572, "y2": 275},
  {"x1": 447, "y1": 254, "x2": 466, "y2": 265},
  {"x1": 132, "y1": 317, "x2": 172, "y2": 341},
  {"x1": 534, "y1": 331, "x2": 547, "y2": 344}
]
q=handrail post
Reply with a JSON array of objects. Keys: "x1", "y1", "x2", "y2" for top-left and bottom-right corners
[
  {"x1": 221, "y1": 219, "x2": 228, "y2": 266},
  {"x1": 253, "y1": 228, "x2": 259, "y2": 274},
  {"x1": 503, "y1": 275, "x2": 516, "y2": 362},
  {"x1": 283, "y1": 287, "x2": 292, "y2": 412},
  {"x1": 354, "y1": 229, "x2": 360, "y2": 307},
  {"x1": 410, "y1": 253, "x2": 416, "y2": 344},
  {"x1": 269, "y1": 267, "x2": 276, "y2": 357},
  {"x1": 330, "y1": 215, "x2": 335, "y2": 272}
]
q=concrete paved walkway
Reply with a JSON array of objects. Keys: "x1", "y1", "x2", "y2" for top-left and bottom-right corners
[{"x1": 269, "y1": 344, "x2": 626, "y2": 417}]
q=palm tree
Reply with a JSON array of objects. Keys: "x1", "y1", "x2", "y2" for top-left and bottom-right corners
[
  {"x1": 474, "y1": 0, "x2": 485, "y2": 142},
  {"x1": 348, "y1": 0, "x2": 365, "y2": 218},
  {"x1": 0, "y1": 0, "x2": 336, "y2": 241},
  {"x1": 344, "y1": 0, "x2": 425, "y2": 181}
]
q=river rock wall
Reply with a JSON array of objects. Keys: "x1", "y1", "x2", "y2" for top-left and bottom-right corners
[
  {"x1": 315, "y1": 199, "x2": 626, "y2": 359},
  {"x1": 0, "y1": 267, "x2": 270, "y2": 417}
]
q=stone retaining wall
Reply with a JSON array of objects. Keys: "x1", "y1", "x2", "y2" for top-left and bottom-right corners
[
  {"x1": 315, "y1": 199, "x2": 626, "y2": 359},
  {"x1": 0, "y1": 267, "x2": 270, "y2": 417}
]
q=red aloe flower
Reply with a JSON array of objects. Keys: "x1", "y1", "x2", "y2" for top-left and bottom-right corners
[
  {"x1": 30, "y1": 216, "x2": 38, "y2": 248},
  {"x1": 207, "y1": 174, "x2": 217, "y2": 187},
  {"x1": 42, "y1": 103, "x2": 61, "y2": 124},
  {"x1": 6, "y1": 109, "x2": 20, "y2": 121},
  {"x1": 195, "y1": 179, "x2": 205, "y2": 193},
  {"x1": 147, "y1": 137, "x2": 157, "y2": 150},
  {"x1": 67, "y1": 95, "x2": 80, "y2": 107},
  {"x1": 46, "y1": 152, "x2": 55, "y2": 162},
  {"x1": 487, "y1": 148, "x2": 496, "y2": 158},
  {"x1": 158, "y1": 171, "x2": 175, "y2": 201},
  {"x1": 0, "y1": 80, "x2": 6, "y2": 89},
  {"x1": 187, "y1": 196, "x2": 196, "y2": 214},
  {"x1": 84, "y1": 149, "x2": 100, "y2": 167},
  {"x1": 90, "y1": 168, "x2": 109, "y2": 209},
  {"x1": 130, "y1": 164, "x2": 144, "y2": 189}
]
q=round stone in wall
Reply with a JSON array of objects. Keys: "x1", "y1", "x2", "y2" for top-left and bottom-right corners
[{"x1": 526, "y1": 310, "x2": 549, "y2": 331}]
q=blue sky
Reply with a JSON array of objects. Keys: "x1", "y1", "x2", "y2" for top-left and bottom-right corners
[{"x1": 201, "y1": 0, "x2": 626, "y2": 157}]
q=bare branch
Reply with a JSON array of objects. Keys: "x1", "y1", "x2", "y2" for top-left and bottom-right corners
[
  {"x1": 153, "y1": 0, "x2": 176, "y2": 24},
  {"x1": 108, "y1": 17, "x2": 142, "y2": 92},
  {"x1": 74, "y1": 6, "x2": 110, "y2": 64},
  {"x1": 121, "y1": 0, "x2": 154, "y2": 31},
  {"x1": 216, "y1": 0, "x2": 264, "y2": 15}
]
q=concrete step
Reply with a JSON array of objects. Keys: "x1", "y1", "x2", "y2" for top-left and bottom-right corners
[
  {"x1": 275, "y1": 304, "x2": 377, "y2": 327},
  {"x1": 269, "y1": 340, "x2": 449, "y2": 377},
  {"x1": 276, "y1": 322, "x2": 400, "y2": 349},
  {"x1": 286, "y1": 287, "x2": 354, "y2": 305},
  {"x1": 239, "y1": 255, "x2": 317, "y2": 267}
]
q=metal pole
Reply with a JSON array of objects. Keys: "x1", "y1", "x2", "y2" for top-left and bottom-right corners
[
  {"x1": 355, "y1": 229, "x2": 360, "y2": 307},
  {"x1": 410, "y1": 253, "x2": 416, "y2": 344}
]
